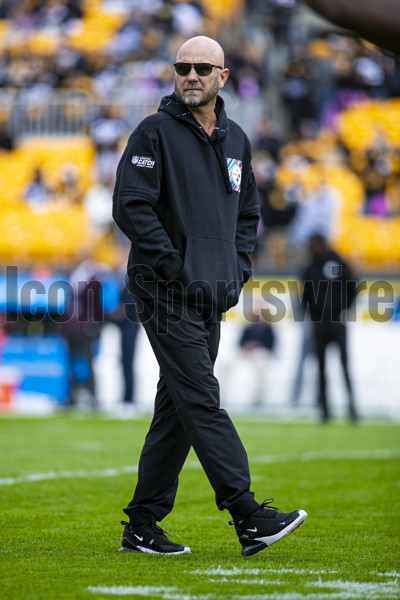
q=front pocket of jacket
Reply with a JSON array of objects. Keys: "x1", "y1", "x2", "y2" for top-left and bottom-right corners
[{"x1": 180, "y1": 237, "x2": 243, "y2": 309}]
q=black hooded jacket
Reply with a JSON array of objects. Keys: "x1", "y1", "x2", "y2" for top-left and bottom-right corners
[
  {"x1": 113, "y1": 93, "x2": 260, "y2": 314},
  {"x1": 301, "y1": 249, "x2": 358, "y2": 322}
]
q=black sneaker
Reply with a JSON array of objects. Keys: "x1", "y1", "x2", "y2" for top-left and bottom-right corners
[
  {"x1": 119, "y1": 521, "x2": 191, "y2": 555},
  {"x1": 230, "y1": 499, "x2": 308, "y2": 557}
]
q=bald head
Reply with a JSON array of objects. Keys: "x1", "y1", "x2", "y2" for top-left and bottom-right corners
[
  {"x1": 174, "y1": 36, "x2": 229, "y2": 112},
  {"x1": 176, "y1": 36, "x2": 225, "y2": 68}
]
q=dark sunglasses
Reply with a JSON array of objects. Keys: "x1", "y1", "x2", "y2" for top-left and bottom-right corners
[{"x1": 174, "y1": 62, "x2": 223, "y2": 77}]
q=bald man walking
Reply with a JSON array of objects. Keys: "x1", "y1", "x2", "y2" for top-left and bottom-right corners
[{"x1": 113, "y1": 36, "x2": 307, "y2": 556}]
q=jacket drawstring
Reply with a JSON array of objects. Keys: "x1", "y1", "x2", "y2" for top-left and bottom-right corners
[{"x1": 211, "y1": 137, "x2": 233, "y2": 194}]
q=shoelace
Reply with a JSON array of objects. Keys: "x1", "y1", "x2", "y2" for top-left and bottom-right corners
[
  {"x1": 151, "y1": 523, "x2": 171, "y2": 538},
  {"x1": 258, "y1": 498, "x2": 281, "y2": 512},
  {"x1": 229, "y1": 498, "x2": 282, "y2": 526},
  {"x1": 253, "y1": 498, "x2": 283, "y2": 519},
  {"x1": 121, "y1": 520, "x2": 171, "y2": 538}
]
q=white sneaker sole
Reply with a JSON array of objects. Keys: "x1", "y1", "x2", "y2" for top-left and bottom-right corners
[
  {"x1": 119, "y1": 545, "x2": 191, "y2": 555},
  {"x1": 241, "y1": 509, "x2": 308, "y2": 556}
]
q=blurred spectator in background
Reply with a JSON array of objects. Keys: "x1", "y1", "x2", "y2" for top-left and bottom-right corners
[
  {"x1": 56, "y1": 162, "x2": 83, "y2": 204},
  {"x1": 252, "y1": 149, "x2": 298, "y2": 269},
  {"x1": 91, "y1": 106, "x2": 126, "y2": 184},
  {"x1": 289, "y1": 314, "x2": 315, "y2": 407},
  {"x1": 301, "y1": 233, "x2": 358, "y2": 423},
  {"x1": 171, "y1": 1, "x2": 204, "y2": 36},
  {"x1": 107, "y1": 259, "x2": 140, "y2": 418},
  {"x1": 260, "y1": 183, "x2": 299, "y2": 269},
  {"x1": 63, "y1": 254, "x2": 105, "y2": 409},
  {"x1": 225, "y1": 36, "x2": 268, "y2": 101},
  {"x1": 281, "y1": 58, "x2": 314, "y2": 135},
  {"x1": 247, "y1": 0, "x2": 297, "y2": 46},
  {"x1": 253, "y1": 116, "x2": 283, "y2": 161},
  {"x1": 290, "y1": 176, "x2": 341, "y2": 247},
  {"x1": 84, "y1": 175, "x2": 115, "y2": 234},
  {"x1": 43, "y1": 0, "x2": 84, "y2": 27},
  {"x1": 269, "y1": 0, "x2": 298, "y2": 45},
  {"x1": 238, "y1": 304, "x2": 276, "y2": 407},
  {"x1": 23, "y1": 167, "x2": 51, "y2": 207},
  {"x1": 0, "y1": 120, "x2": 14, "y2": 151},
  {"x1": 361, "y1": 133, "x2": 397, "y2": 217}
]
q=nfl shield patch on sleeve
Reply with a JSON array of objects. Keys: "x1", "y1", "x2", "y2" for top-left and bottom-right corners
[{"x1": 131, "y1": 155, "x2": 155, "y2": 168}]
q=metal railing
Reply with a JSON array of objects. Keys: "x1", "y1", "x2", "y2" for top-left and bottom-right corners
[
  {"x1": 0, "y1": 88, "x2": 168, "y2": 138},
  {"x1": 0, "y1": 87, "x2": 258, "y2": 139}
]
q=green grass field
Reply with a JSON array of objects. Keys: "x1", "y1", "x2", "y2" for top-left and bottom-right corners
[{"x1": 0, "y1": 415, "x2": 399, "y2": 600}]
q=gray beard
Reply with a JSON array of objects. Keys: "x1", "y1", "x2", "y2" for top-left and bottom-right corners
[
  {"x1": 182, "y1": 94, "x2": 207, "y2": 107},
  {"x1": 174, "y1": 75, "x2": 220, "y2": 107}
]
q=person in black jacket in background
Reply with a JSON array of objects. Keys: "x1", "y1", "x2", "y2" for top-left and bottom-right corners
[
  {"x1": 301, "y1": 234, "x2": 358, "y2": 423},
  {"x1": 113, "y1": 35, "x2": 307, "y2": 557}
]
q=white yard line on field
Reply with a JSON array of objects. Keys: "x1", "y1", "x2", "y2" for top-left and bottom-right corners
[
  {"x1": 86, "y1": 587, "x2": 172, "y2": 597},
  {"x1": 185, "y1": 447, "x2": 400, "y2": 470},
  {"x1": 73, "y1": 442, "x2": 104, "y2": 451},
  {"x1": 2, "y1": 448, "x2": 399, "y2": 486},
  {"x1": 86, "y1": 587, "x2": 216, "y2": 599},
  {"x1": 0, "y1": 465, "x2": 138, "y2": 486},
  {"x1": 308, "y1": 580, "x2": 400, "y2": 598},
  {"x1": 85, "y1": 568, "x2": 399, "y2": 599},
  {"x1": 86, "y1": 579, "x2": 400, "y2": 600},
  {"x1": 86, "y1": 586, "x2": 172, "y2": 597},
  {"x1": 249, "y1": 448, "x2": 400, "y2": 464},
  {"x1": 192, "y1": 567, "x2": 339, "y2": 576}
]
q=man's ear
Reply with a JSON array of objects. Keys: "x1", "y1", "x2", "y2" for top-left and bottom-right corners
[{"x1": 219, "y1": 68, "x2": 230, "y2": 89}]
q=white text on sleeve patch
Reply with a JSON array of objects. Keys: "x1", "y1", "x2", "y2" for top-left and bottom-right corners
[{"x1": 131, "y1": 155, "x2": 155, "y2": 168}]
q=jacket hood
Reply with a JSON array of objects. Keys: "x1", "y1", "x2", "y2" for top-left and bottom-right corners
[
  {"x1": 158, "y1": 92, "x2": 229, "y2": 144},
  {"x1": 312, "y1": 248, "x2": 342, "y2": 266}
]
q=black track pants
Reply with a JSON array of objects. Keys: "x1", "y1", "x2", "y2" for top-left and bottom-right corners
[
  {"x1": 314, "y1": 321, "x2": 357, "y2": 421},
  {"x1": 123, "y1": 296, "x2": 258, "y2": 524}
]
